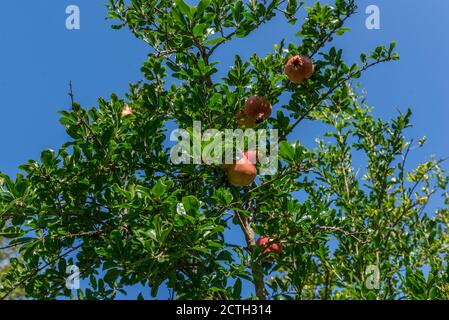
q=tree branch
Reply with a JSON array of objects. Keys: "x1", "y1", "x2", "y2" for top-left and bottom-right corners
[
  {"x1": 234, "y1": 210, "x2": 266, "y2": 300},
  {"x1": 281, "y1": 58, "x2": 391, "y2": 140}
]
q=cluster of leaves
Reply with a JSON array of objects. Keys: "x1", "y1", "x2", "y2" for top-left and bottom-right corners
[
  {"x1": 0, "y1": 0, "x2": 448, "y2": 300},
  {"x1": 0, "y1": 238, "x2": 25, "y2": 299}
]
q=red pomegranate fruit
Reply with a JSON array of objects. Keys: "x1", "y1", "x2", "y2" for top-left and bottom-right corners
[
  {"x1": 256, "y1": 236, "x2": 282, "y2": 255},
  {"x1": 284, "y1": 55, "x2": 315, "y2": 84},
  {"x1": 243, "y1": 95, "x2": 272, "y2": 124}
]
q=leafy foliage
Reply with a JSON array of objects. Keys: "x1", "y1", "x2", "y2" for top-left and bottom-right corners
[
  {"x1": 0, "y1": 238, "x2": 25, "y2": 299},
  {"x1": 0, "y1": 0, "x2": 448, "y2": 300}
]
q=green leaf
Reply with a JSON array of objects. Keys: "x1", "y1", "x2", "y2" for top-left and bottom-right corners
[
  {"x1": 196, "y1": 0, "x2": 211, "y2": 15},
  {"x1": 193, "y1": 24, "x2": 207, "y2": 37},
  {"x1": 146, "y1": 229, "x2": 158, "y2": 241},
  {"x1": 279, "y1": 141, "x2": 295, "y2": 162},
  {"x1": 174, "y1": 0, "x2": 193, "y2": 18},
  {"x1": 151, "y1": 180, "x2": 167, "y2": 198},
  {"x1": 191, "y1": 246, "x2": 209, "y2": 254},
  {"x1": 366, "y1": 291, "x2": 377, "y2": 300},
  {"x1": 104, "y1": 268, "x2": 121, "y2": 286},
  {"x1": 232, "y1": 1, "x2": 244, "y2": 23},
  {"x1": 336, "y1": 27, "x2": 350, "y2": 36},
  {"x1": 233, "y1": 278, "x2": 242, "y2": 298},
  {"x1": 213, "y1": 188, "x2": 233, "y2": 205},
  {"x1": 151, "y1": 284, "x2": 159, "y2": 298},
  {"x1": 216, "y1": 250, "x2": 233, "y2": 261},
  {"x1": 40, "y1": 149, "x2": 55, "y2": 167},
  {"x1": 205, "y1": 37, "x2": 226, "y2": 45},
  {"x1": 182, "y1": 195, "x2": 201, "y2": 216}
]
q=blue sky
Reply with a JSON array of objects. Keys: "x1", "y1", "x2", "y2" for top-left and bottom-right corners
[{"x1": 0, "y1": 0, "x2": 448, "y2": 299}]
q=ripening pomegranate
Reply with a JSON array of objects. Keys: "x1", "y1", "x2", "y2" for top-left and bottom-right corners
[
  {"x1": 121, "y1": 105, "x2": 133, "y2": 117},
  {"x1": 236, "y1": 111, "x2": 256, "y2": 129},
  {"x1": 256, "y1": 236, "x2": 282, "y2": 255},
  {"x1": 284, "y1": 55, "x2": 314, "y2": 84},
  {"x1": 226, "y1": 157, "x2": 257, "y2": 186},
  {"x1": 243, "y1": 96, "x2": 272, "y2": 124}
]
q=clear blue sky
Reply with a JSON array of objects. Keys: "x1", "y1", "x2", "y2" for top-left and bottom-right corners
[{"x1": 0, "y1": 0, "x2": 448, "y2": 299}]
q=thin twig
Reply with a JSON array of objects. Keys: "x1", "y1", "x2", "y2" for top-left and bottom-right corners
[{"x1": 315, "y1": 225, "x2": 365, "y2": 243}]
